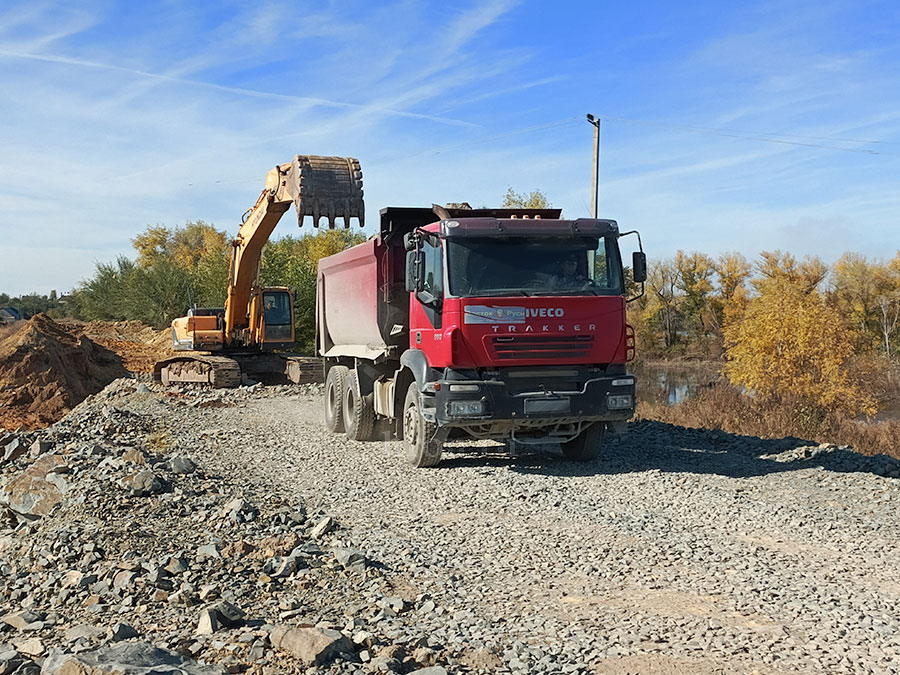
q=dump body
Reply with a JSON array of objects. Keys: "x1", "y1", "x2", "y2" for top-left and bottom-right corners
[{"x1": 316, "y1": 237, "x2": 407, "y2": 362}]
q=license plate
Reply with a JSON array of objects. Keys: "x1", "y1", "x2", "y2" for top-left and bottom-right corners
[{"x1": 524, "y1": 397, "x2": 570, "y2": 414}]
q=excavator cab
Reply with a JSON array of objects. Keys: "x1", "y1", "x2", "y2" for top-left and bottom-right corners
[{"x1": 250, "y1": 287, "x2": 295, "y2": 349}]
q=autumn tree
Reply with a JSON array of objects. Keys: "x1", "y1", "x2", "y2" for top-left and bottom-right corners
[
  {"x1": 713, "y1": 251, "x2": 752, "y2": 329},
  {"x1": 724, "y1": 254, "x2": 876, "y2": 418},
  {"x1": 874, "y1": 254, "x2": 900, "y2": 357},
  {"x1": 501, "y1": 187, "x2": 551, "y2": 209},
  {"x1": 754, "y1": 250, "x2": 827, "y2": 294},
  {"x1": 831, "y1": 251, "x2": 900, "y2": 357},
  {"x1": 674, "y1": 251, "x2": 716, "y2": 349},
  {"x1": 642, "y1": 258, "x2": 681, "y2": 351}
]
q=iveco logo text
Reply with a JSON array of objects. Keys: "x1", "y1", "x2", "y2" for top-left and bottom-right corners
[
  {"x1": 525, "y1": 307, "x2": 564, "y2": 318},
  {"x1": 464, "y1": 305, "x2": 568, "y2": 325}
]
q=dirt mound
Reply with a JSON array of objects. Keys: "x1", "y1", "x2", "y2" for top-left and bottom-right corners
[
  {"x1": 79, "y1": 319, "x2": 174, "y2": 373},
  {"x1": 0, "y1": 315, "x2": 128, "y2": 430}
]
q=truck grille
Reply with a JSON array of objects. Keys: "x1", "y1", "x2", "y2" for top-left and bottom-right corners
[{"x1": 488, "y1": 335, "x2": 593, "y2": 360}]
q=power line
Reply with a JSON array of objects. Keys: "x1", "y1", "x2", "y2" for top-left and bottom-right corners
[{"x1": 593, "y1": 114, "x2": 900, "y2": 156}]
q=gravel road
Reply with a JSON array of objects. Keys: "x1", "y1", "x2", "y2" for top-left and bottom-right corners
[{"x1": 154, "y1": 385, "x2": 900, "y2": 674}]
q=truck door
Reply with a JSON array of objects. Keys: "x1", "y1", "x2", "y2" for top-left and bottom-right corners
[
  {"x1": 419, "y1": 238, "x2": 443, "y2": 329},
  {"x1": 410, "y1": 237, "x2": 445, "y2": 356}
]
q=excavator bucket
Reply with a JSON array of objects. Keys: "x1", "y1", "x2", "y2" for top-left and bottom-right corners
[{"x1": 285, "y1": 155, "x2": 365, "y2": 228}]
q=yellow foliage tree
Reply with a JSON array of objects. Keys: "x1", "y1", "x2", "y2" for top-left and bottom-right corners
[
  {"x1": 131, "y1": 221, "x2": 228, "y2": 270},
  {"x1": 131, "y1": 225, "x2": 171, "y2": 267},
  {"x1": 831, "y1": 252, "x2": 880, "y2": 344},
  {"x1": 723, "y1": 275, "x2": 876, "y2": 417},
  {"x1": 714, "y1": 251, "x2": 752, "y2": 333},
  {"x1": 674, "y1": 250, "x2": 715, "y2": 346},
  {"x1": 501, "y1": 187, "x2": 550, "y2": 209},
  {"x1": 753, "y1": 250, "x2": 827, "y2": 294}
]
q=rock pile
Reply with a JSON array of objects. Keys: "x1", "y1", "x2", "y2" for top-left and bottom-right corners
[{"x1": 0, "y1": 379, "x2": 449, "y2": 674}]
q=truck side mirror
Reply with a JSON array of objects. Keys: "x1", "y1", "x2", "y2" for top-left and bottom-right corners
[
  {"x1": 403, "y1": 232, "x2": 416, "y2": 251},
  {"x1": 632, "y1": 251, "x2": 647, "y2": 283},
  {"x1": 405, "y1": 250, "x2": 424, "y2": 293}
]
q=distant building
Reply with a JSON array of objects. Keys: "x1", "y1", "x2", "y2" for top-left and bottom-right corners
[{"x1": 0, "y1": 306, "x2": 22, "y2": 324}]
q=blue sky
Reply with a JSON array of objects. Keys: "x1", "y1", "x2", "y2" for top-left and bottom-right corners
[{"x1": 1, "y1": 0, "x2": 898, "y2": 295}]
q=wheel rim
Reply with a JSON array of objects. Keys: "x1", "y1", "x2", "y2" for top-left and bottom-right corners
[{"x1": 403, "y1": 403, "x2": 419, "y2": 447}]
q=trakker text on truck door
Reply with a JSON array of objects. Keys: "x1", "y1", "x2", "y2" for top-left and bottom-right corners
[{"x1": 317, "y1": 205, "x2": 647, "y2": 467}]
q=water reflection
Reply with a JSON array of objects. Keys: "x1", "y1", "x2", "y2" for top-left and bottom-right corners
[
  {"x1": 631, "y1": 362, "x2": 900, "y2": 421},
  {"x1": 632, "y1": 362, "x2": 721, "y2": 406}
]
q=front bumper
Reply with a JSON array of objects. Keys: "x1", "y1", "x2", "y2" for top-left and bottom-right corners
[{"x1": 432, "y1": 374, "x2": 635, "y2": 428}]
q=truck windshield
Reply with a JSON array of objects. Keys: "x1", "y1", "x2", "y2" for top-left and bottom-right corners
[{"x1": 445, "y1": 236, "x2": 623, "y2": 297}]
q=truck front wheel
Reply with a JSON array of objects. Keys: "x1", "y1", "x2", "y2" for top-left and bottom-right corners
[
  {"x1": 402, "y1": 383, "x2": 442, "y2": 468},
  {"x1": 561, "y1": 422, "x2": 604, "y2": 462},
  {"x1": 343, "y1": 369, "x2": 375, "y2": 441},
  {"x1": 324, "y1": 365, "x2": 348, "y2": 433}
]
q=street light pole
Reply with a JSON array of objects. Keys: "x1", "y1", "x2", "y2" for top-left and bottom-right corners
[{"x1": 586, "y1": 114, "x2": 601, "y2": 218}]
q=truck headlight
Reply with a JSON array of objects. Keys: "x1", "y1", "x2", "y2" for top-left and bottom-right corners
[
  {"x1": 448, "y1": 400, "x2": 485, "y2": 417},
  {"x1": 606, "y1": 394, "x2": 633, "y2": 410}
]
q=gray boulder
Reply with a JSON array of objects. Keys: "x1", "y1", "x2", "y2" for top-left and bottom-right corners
[{"x1": 40, "y1": 642, "x2": 225, "y2": 674}]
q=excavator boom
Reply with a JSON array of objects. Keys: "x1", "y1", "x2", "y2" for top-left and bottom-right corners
[
  {"x1": 155, "y1": 154, "x2": 364, "y2": 388},
  {"x1": 225, "y1": 155, "x2": 364, "y2": 340}
]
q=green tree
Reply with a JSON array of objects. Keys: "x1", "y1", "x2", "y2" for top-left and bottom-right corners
[
  {"x1": 74, "y1": 257, "x2": 138, "y2": 321},
  {"x1": 259, "y1": 230, "x2": 367, "y2": 353}
]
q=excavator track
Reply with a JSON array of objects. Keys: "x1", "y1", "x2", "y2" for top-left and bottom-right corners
[
  {"x1": 154, "y1": 354, "x2": 325, "y2": 388},
  {"x1": 154, "y1": 356, "x2": 242, "y2": 388}
]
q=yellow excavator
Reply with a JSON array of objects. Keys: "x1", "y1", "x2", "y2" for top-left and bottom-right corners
[{"x1": 153, "y1": 155, "x2": 364, "y2": 387}]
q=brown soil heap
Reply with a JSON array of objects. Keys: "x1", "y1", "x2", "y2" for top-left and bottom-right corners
[
  {"x1": 0, "y1": 315, "x2": 128, "y2": 430},
  {"x1": 79, "y1": 319, "x2": 174, "y2": 374}
]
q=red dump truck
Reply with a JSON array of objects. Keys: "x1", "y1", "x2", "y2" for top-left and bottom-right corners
[{"x1": 317, "y1": 206, "x2": 646, "y2": 467}]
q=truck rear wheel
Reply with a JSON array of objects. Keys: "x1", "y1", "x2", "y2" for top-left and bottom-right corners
[
  {"x1": 561, "y1": 422, "x2": 604, "y2": 462},
  {"x1": 403, "y1": 382, "x2": 442, "y2": 467},
  {"x1": 343, "y1": 369, "x2": 375, "y2": 441},
  {"x1": 324, "y1": 365, "x2": 348, "y2": 433}
]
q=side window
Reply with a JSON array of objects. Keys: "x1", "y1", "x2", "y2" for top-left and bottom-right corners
[
  {"x1": 592, "y1": 246, "x2": 610, "y2": 288},
  {"x1": 422, "y1": 240, "x2": 443, "y2": 298}
]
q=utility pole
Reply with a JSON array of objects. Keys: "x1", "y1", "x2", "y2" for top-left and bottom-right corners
[{"x1": 586, "y1": 114, "x2": 601, "y2": 218}]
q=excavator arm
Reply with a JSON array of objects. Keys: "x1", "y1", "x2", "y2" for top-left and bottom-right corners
[{"x1": 224, "y1": 155, "x2": 364, "y2": 342}]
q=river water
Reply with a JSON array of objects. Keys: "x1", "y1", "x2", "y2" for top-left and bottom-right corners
[
  {"x1": 632, "y1": 361, "x2": 722, "y2": 406},
  {"x1": 632, "y1": 360, "x2": 900, "y2": 421}
]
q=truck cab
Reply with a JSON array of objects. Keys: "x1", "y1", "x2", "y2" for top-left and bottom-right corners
[{"x1": 317, "y1": 206, "x2": 646, "y2": 467}]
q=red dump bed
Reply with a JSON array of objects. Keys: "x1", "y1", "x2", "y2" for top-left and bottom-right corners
[{"x1": 316, "y1": 236, "x2": 409, "y2": 361}]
